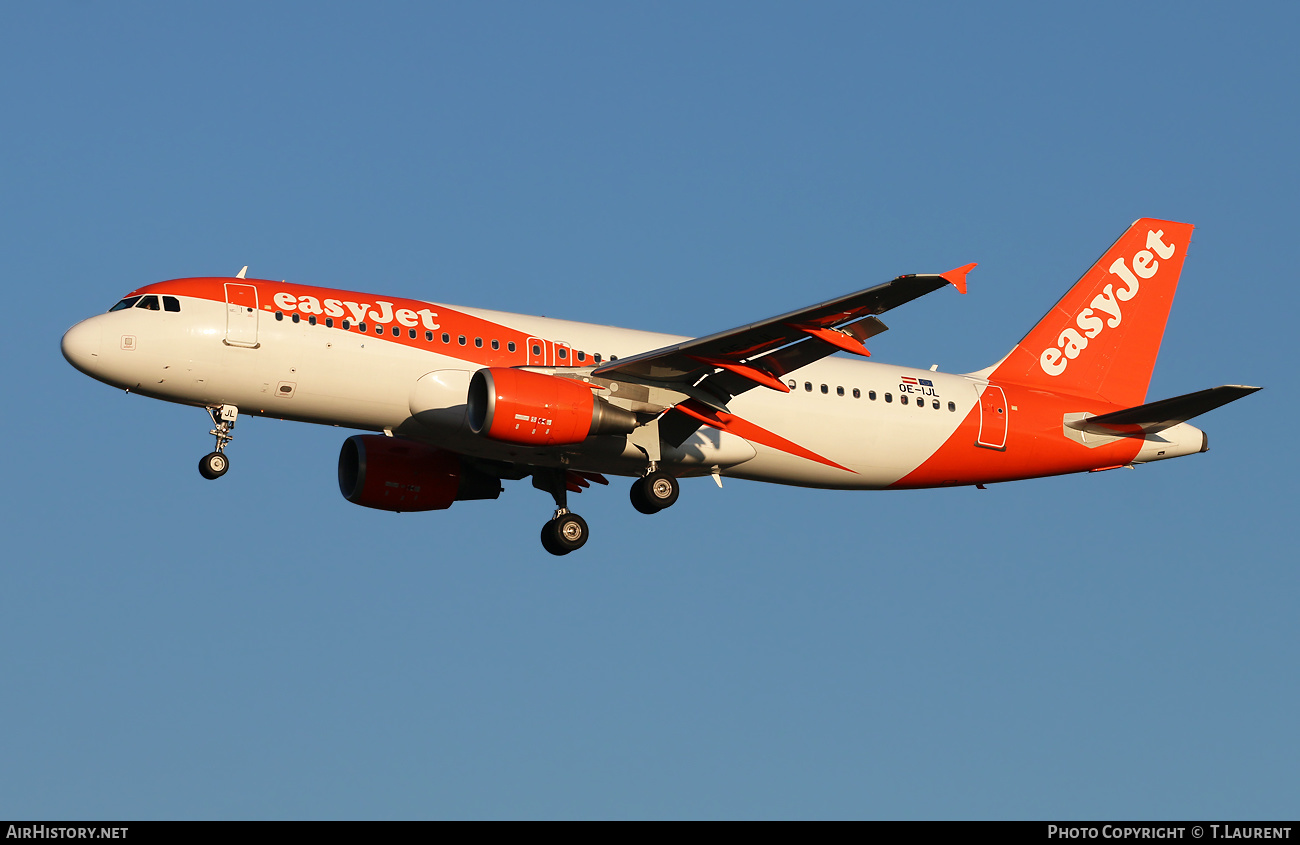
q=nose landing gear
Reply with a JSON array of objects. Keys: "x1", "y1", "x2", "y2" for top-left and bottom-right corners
[
  {"x1": 199, "y1": 404, "x2": 238, "y2": 480},
  {"x1": 199, "y1": 451, "x2": 229, "y2": 480}
]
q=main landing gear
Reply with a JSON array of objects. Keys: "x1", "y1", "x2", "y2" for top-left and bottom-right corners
[
  {"x1": 199, "y1": 404, "x2": 238, "y2": 480},
  {"x1": 531, "y1": 467, "x2": 681, "y2": 556},
  {"x1": 533, "y1": 469, "x2": 590, "y2": 556},
  {"x1": 630, "y1": 470, "x2": 679, "y2": 514},
  {"x1": 541, "y1": 512, "x2": 589, "y2": 557}
]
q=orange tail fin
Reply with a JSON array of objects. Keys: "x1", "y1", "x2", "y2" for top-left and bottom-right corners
[{"x1": 988, "y1": 218, "x2": 1194, "y2": 407}]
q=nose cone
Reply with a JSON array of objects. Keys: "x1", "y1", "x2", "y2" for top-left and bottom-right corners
[{"x1": 62, "y1": 318, "x2": 103, "y2": 376}]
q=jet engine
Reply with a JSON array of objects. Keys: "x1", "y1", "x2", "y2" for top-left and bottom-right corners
[
  {"x1": 338, "y1": 434, "x2": 501, "y2": 512},
  {"x1": 467, "y1": 368, "x2": 638, "y2": 446}
]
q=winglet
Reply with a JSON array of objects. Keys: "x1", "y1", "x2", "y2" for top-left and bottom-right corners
[
  {"x1": 236, "y1": 266, "x2": 248, "y2": 279},
  {"x1": 941, "y1": 263, "x2": 976, "y2": 295}
]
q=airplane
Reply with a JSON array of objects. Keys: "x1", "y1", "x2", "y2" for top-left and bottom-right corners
[{"x1": 61, "y1": 218, "x2": 1259, "y2": 555}]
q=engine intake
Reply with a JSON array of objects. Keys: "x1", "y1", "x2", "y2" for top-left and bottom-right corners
[
  {"x1": 467, "y1": 368, "x2": 638, "y2": 446},
  {"x1": 338, "y1": 435, "x2": 501, "y2": 512}
]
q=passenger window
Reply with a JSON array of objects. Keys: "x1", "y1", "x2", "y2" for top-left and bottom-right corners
[
  {"x1": 359, "y1": 322, "x2": 367, "y2": 332},
  {"x1": 409, "y1": 328, "x2": 417, "y2": 339},
  {"x1": 391, "y1": 326, "x2": 399, "y2": 337},
  {"x1": 292, "y1": 313, "x2": 301, "y2": 323},
  {"x1": 309, "y1": 315, "x2": 317, "y2": 325},
  {"x1": 375, "y1": 324, "x2": 383, "y2": 334},
  {"x1": 508, "y1": 341, "x2": 517, "y2": 353},
  {"x1": 901, "y1": 395, "x2": 908, "y2": 405},
  {"x1": 163, "y1": 296, "x2": 181, "y2": 312},
  {"x1": 593, "y1": 352, "x2": 600, "y2": 363},
  {"x1": 426, "y1": 331, "x2": 434, "y2": 341},
  {"x1": 576, "y1": 351, "x2": 585, "y2": 362},
  {"x1": 948, "y1": 402, "x2": 956, "y2": 412},
  {"x1": 787, "y1": 380, "x2": 797, "y2": 390},
  {"x1": 532, "y1": 344, "x2": 541, "y2": 356},
  {"x1": 475, "y1": 337, "x2": 483, "y2": 348},
  {"x1": 885, "y1": 393, "x2": 892, "y2": 403},
  {"x1": 342, "y1": 320, "x2": 351, "y2": 330},
  {"x1": 326, "y1": 318, "x2": 334, "y2": 328},
  {"x1": 853, "y1": 388, "x2": 860, "y2": 399},
  {"x1": 275, "y1": 311, "x2": 284, "y2": 321},
  {"x1": 135, "y1": 295, "x2": 160, "y2": 311},
  {"x1": 459, "y1": 335, "x2": 467, "y2": 346},
  {"x1": 442, "y1": 333, "x2": 450, "y2": 343},
  {"x1": 836, "y1": 386, "x2": 844, "y2": 396},
  {"x1": 805, "y1": 382, "x2": 812, "y2": 392},
  {"x1": 869, "y1": 390, "x2": 877, "y2": 400},
  {"x1": 932, "y1": 400, "x2": 940, "y2": 409},
  {"x1": 492, "y1": 339, "x2": 500, "y2": 350},
  {"x1": 109, "y1": 296, "x2": 142, "y2": 312},
  {"x1": 558, "y1": 347, "x2": 567, "y2": 360},
  {"x1": 820, "y1": 384, "x2": 828, "y2": 394}
]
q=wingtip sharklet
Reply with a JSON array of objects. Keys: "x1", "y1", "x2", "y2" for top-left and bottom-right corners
[{"x1": 941, "y1": 262, "x2": 976, "y2": 295}]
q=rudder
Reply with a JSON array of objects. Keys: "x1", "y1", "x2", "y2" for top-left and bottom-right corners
[{"x1": 988, "y1": 218, "x2": 1194, "y2": 407}]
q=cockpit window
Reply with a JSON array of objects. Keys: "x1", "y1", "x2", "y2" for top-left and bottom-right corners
[
  {"x1": 109, "y1": 296, "x2": 141, "y2": 312},
  {"x1": 134, "y1": 295, "x2": 161, "y2": 311},
  {"x1": 163, "y1": 296, "x2": 180, "y2": 312}
]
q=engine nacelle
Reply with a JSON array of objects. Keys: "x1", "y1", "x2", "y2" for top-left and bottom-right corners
[
  {"x1": 467, "y1": 368, "x2": 638, "y2": 446},
  {"x1": 338, "y1": 435, "x2": 502, "y2": 512}
]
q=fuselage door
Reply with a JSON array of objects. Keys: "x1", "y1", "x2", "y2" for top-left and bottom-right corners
[
  {"x1": 976, "y1": 382, "x2": 1008, "y2": 450},
  {"x1": 224, "y1": 283, "x2": 259, "y2": 348},
  {"x1": 526, "y1": 336, "x2": 549, "y2": 366}
]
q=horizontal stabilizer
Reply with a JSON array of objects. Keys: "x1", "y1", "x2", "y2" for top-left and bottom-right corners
[{"x1": 1071, "y1": 385, "x2": 1261, "y2": 434}]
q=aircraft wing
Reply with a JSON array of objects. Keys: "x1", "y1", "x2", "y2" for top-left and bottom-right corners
[{"x1": 590, "y1": 265, "x2": 975, "y2": 401}]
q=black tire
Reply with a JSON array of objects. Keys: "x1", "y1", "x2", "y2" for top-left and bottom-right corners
[
  {"x1": 542, "y1": 513, "x2": 588, "y2": 554},
  {"x1": 540, "y1": 520, "x2": 571, "y2": 556},
  {"x1": 199, "y1": 451, "x2": 229, "y2": 480},
  {"x1": 631, "y1": 472, "x2": 678, "y2": 513},
  {"x1": 630, "y1": 480, "x2": 658, "y2": 514}
]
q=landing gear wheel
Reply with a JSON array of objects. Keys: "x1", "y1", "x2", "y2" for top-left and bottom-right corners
[
  {"x1": 199, "y1": 451, "x2": 229, "y2": 480},
  {"x1": 630, "y1": 471, "x2": 679, "y2": 514},
  {"x1": 540, "y1": 521, "x2": 570, "y2": 556},
  {"x1": 541, "y1": 513, "x2": 589, "y2": 556}
]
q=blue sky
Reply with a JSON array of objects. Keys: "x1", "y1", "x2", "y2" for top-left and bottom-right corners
[{"x1": 3, "y1": 2, "x2": 1297, "y2": 819}]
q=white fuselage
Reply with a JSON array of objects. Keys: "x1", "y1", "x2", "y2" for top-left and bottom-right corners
[{"x1": 63, "y1": 291, "x2": 983, "y2": 489}]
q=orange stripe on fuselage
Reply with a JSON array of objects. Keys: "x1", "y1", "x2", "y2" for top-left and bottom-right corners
[
  {"x1": 891, "y1": 382, "x2": 1145, "y2": 488},
  {"x1": 676, "y1": 400, "x2": 855, "y2": 474},
  {"x1": 131, "y1": 277, "x2": 572, "y2": 369}
]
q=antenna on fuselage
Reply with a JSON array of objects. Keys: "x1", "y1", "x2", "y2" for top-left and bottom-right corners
[{"x1": 235, "y1": 266, "x2": 248, "y2": 279}]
